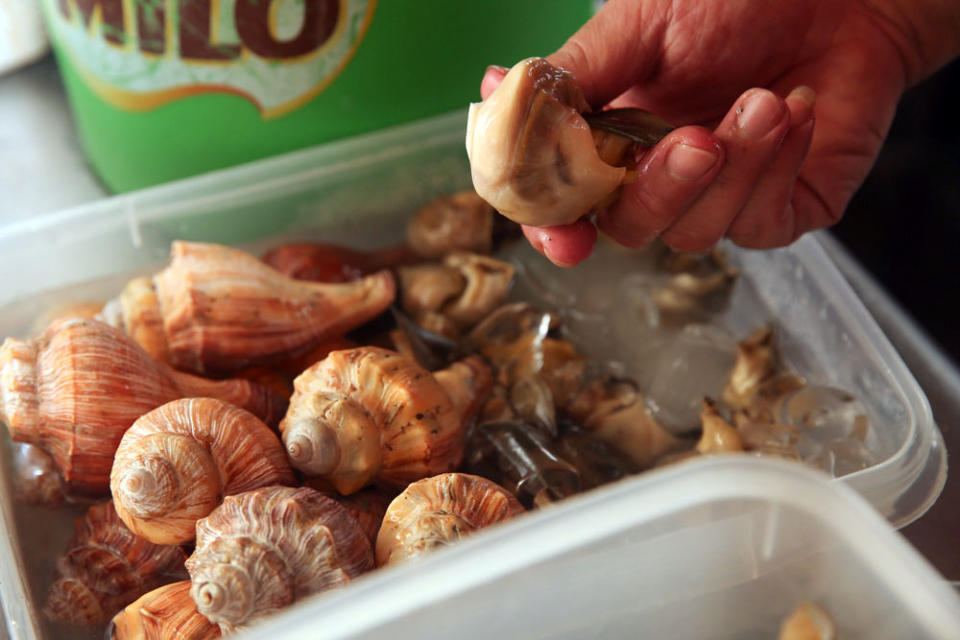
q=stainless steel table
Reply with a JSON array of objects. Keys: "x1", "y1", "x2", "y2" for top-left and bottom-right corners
[{"x1": 1, "y1": 55, "x2": 958, "y2": 639}]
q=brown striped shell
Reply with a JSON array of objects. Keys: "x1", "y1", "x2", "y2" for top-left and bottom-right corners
[
  {"x1": 279, "y1": 347, "x2": 493, "y2": 494},
  {"x1": 43, "y1": 501, "x2": 187, "y2": 626},
  {"x1": 375, "y1": 473, "x2": 525, "y2": 566},
  {"x1": 111, "y1": 398, "x2": 295, "y2": 545},
  {"x1": 0, "y1": 318, "x2": 286, "y2": 496},
  {"x1": 109, "y1": 581, "x2": 221, "y2": 640},
  {"x1": 185, "y1": 486, "x2": 373, "y2": 633},
  {"x1": 104, "y1": 240, "x2": 396, "y2": 374}
]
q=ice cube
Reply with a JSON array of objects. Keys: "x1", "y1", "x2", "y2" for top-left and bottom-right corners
[
  {"x1": 781, "y1": 386, "x2": 869, "y2": 445},
  {"x1": 644, "y1": 325, "x2": 737, "y2": 431}
]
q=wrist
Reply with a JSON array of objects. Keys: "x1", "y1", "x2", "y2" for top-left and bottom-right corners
[{"x1": 863, "y1": 0, "x2": 960, "y2": 86}]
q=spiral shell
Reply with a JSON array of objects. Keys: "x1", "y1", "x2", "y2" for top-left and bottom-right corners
[
  {"x1": 109, "y1": 581, "x2": 221, "y2": 640},
  {"x1": 279, "y1": 347, "x2": 493, "y2": 494},
  {"x1": 185, "y1": 486, "x2": 373, "y2": 632},
  {"x1": 466, "y1": 57, "x2": 628, "y2": 227},
  {"x1": 111, "y1": 398, "x2": 295, "y2": 545},
  {"x1": 0, "y1": 318, "x2": 287, "y2": 496},
  {"x1": 144, "y1": 240, "x2": 395, "y2": 374},
  {"x1": 43, "y1": 501, "x2": 187, "y2": 626},
  {"x1": 376, "y1": 473, "x2": 525, "y2": 566}
]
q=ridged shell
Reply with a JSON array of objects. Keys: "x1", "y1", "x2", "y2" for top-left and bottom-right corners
[
  {"x1": 406, "y1": 191, "x2": 494, "y2": 258},
  {"x1": 43, "y1": 501, "x2": 186, "y2": 626},
  {"x1": 153, "y1": 241, "x2": 396, "y2": 374},
  {"x1": 279, "y1": 347, "x2": 492, "y2": 494},
  {"x1": 261, "y1": 242, "x2": 418, "y2": 282},
  {"x1": 185, "y1": 486, "x2": 373, "y2": 632},
  {"x1": 321, "y1": 487, "x2": 395, "y2": 547},
  {"x1": 376, "y1": 473, "x2": 525, "y2": 566},
  {"x1": 111, "y1": 398, "x2": 295, "y2": 545},
  {"x1": 0, "y1": 318, "x2": 287, "y2": 496},
  {"x1": 101, "y1": 277, "x2": 170, "y2": 364},
  {"x1": 466, "y1": 57, "x2": 627, "y2": 227},
  {"x1": 109, "y1": 581, "x2": 221, "y2": 640}
]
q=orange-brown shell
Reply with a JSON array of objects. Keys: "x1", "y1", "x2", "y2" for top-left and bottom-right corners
[
  {"x1": 0, "y1": 318, "x2": 287, "y2": 496},
  {"x1": 279, "y1": 347, "x2": 492, "y2": 494},
  {"x1": 185, "y1": 486, "x2": 373, "y2": 633},
  {"x1": 152, "y1": 241, "x2": 396, "y2": 374},
  {"x1": 314, "y1": 486, "x2": 396, "y2": 548},
  {"x1": 43, "y1": 501, "x2": 187, "y2": 626},
  {"x1": 406, "y1": 191, "x2": 494, "y2": 258},
  {"x1": 10, "y1": 442, "x2": 65, "y2": 505},
  {"x1": 109, "y1": 581, "x2": 221, "y2": 640},
  {"x1": 111, "y1": 398, "x2": 295, "y2": 545},
  {"x1": 30, "y1": 300, "x2": 103, "y2": 336},
  {"x1": 376, "y1": 473, "x2": 525, "y2": 566},
  {"x1": 100, "y1": 277, "x2": 170, "y2": 364},
  {"x1": 261, "y1": 242, "x2": 419, "y2": 283}
]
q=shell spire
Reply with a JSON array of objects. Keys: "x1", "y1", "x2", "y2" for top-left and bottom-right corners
[
  {"x1": 109, "y1": 581, "x2": 221, "y2": 640},
  {"x1": 111, "y1": 240, "x2": 396, "y2": 374},
  {"x1": 279, "y1": 347, "x2": 493, "y2": 494},
  {"x1": 43, "y1": 501, "x2": 187, "y2": 626},
  {"x1": 185, "y1": 486, "x2": 373, "y2": 633},
  {"x1": 111, "y1": 398, "x2": 295, "y2": 545},
  {"x1": 0, "y1": 318, "x2": 288, "y2": 496},
  {"x1": 376, "y1": 473, "x2": 525, "y2": 566}
]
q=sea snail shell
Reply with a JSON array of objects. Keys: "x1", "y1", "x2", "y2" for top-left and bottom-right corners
[
  {"x1": 111, "y1": 398, "x2": 295, "y2": 545},
  {"x1": 109, "y1": 580, "x2": 221, "y2": 640},
  {"x1": 280, "y1": 347, "x2": 493, "y2": 494},
  {"x1": 376, "y1": 473, "x2": 525, "y2": 566},
  {"x1": 185, "y1": 486, "x2": 373, "y2": 632},
  {"x1": 0, "y1": 318, "x2": 285, "y2": 497},
  {"x1": 102, "y1": 241, "x2": 396, "y2": 374},
  {"x1": 43, "y1": 501, "x2": 187, "y2": 627}
]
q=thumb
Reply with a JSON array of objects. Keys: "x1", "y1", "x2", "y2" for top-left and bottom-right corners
[
  {"x1": 547, "y1": 0, "x2": 664, "y2": 108},
  {"x1": 480, "y1": 0, "x2": 664, "y2": 107}
]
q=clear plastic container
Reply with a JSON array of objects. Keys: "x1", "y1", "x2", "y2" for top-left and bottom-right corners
[
  {"x1": 0, "y1": 110, "x2": 950, "y2": 639},
  {"x1": 237, "y1": 457, "x2": 960, "y2": 640}
]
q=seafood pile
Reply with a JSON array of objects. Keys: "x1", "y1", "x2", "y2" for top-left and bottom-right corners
[{"x1": 0, "y1": 190, "x2": 873, "y2": 638}]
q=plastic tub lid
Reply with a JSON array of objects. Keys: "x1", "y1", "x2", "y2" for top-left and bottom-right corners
[{"x1": 239, "y1": 457, "x2": 960, "y2": 640}]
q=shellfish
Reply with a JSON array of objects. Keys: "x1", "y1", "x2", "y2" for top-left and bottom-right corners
[
  {"x1": 0, "y1": 318, "x2": 285, "y2": 496},
  {"x1": 185, "y1": 486, "x2": 373, "y2": 632},
  {"x1": 43, "y1": 501, "x2": 187, "y2": 626},
  {"x1": 102, "y1": 241, "x2": 396, "y2": 374},
  {"x1": 406, "y1": 190, "x2": 495, "y2": 258},
  {"x1": 111, "y1": 398, "x2": 295, "y2": 545},
  {"x1": 375, "y1": 473, "x2": 525, "y2": 566},
  {"x1": 280, "y1": 347, "x2": 493, "y2": 494},
  {"x1": 261, "y1": 242, "x2": 418, "y2": 283},
  {"x1": 466, "y1": 57, "x2": 671, "y2": 227},
  {"x1": 108, "y1": 580, "x2": 221, "y2": 640}
]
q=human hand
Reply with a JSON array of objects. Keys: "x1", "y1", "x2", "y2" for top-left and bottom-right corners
[{"x1": 480, "y1": 0, "x2": 960, "y2": 265}]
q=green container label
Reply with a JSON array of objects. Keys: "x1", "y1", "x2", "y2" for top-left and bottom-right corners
[{"x1": 47, "y1": 0, "x2": 376, "y2": 117}]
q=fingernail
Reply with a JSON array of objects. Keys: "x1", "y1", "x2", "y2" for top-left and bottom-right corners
[
  {"x1": 786, "y1": 85, "x2": 816, "y2": 125},
  {"x1": 736, "y1": 90, "x2": 786, "y2": 139},
  {"x1": 665, "y1": 143, "x2": 719, "y2": 182},
  {"x1": 485, "y1": 65, "x2": 509, "y2": 76}
]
